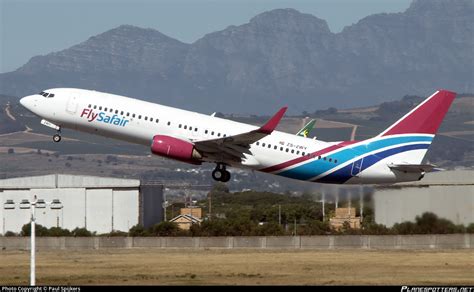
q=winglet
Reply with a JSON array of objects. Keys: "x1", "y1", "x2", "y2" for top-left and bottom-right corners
[{"x1": 258, "y1": 106, "x2": 288, "y2": 134}]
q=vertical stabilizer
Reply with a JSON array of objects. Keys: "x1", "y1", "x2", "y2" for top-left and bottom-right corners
[{"x1": 378, "y1": 90, "x2": 456, "y2": 137}]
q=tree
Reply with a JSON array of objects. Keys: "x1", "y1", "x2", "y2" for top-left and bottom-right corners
[
  {"x1": 48, "y1": 227, "x2": 71, "y2": 237},
  {"x1": 71, "y1": 227, "x2": 94, "y2": 237},
  {"x1": 20, "y1": 223, "x2": 49, "y2": 236},
  {"x1": 129, "y1": 224, "x2": 149, "y2": 237},
  {"x1": 254, "y1": 222, "x2": 285, "y2": 236},
  {"x1": 151, "y1": 222, "x2": 180, "y2": 236}
]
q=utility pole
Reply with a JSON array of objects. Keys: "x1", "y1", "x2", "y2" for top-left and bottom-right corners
[
  {"x1": 359, "y1": 186, "x2": 364, "y2": 223},
  {"x1": 278, "y1": 204, "x2": 281, "y2": 226},
  {"x1": 208, "y1": 191, "x2": 212, "y2": 221},
  {"x1": 163, "y1": 203, "x2": 167, "y2": 222},
  {"x1": 322, "y1": 191, "x2": 325, "y2": 221},
  {"x1": 294, "y1": 218, "x2": 297, "y2": 236}
]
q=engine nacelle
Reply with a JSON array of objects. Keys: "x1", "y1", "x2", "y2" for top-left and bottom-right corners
[{"x1": 151, "y1": 135, "x2": 202, "y2": 165}]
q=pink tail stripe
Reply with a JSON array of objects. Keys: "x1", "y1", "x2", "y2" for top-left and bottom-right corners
[
  {"x1": 379, "y1": 89, "x2": 456, "y2": 137},
  {"x1": 260, "y1": 141, "x2": 357, "y2": 173}
]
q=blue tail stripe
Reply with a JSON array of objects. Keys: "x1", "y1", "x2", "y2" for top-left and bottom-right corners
[
  {"x1": 315, "y1": 143, "x2": 430, "y2": 184},
  {"x1": 278, "y1": 135, "x2": 432, "y2": 180}
]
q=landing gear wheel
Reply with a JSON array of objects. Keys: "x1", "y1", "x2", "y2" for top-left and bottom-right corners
[
  {"x1": 212, "y1": 163, "x2": 231, "y2": 182},
  {"x1": 212, "y1": 169, "x2": 223, "y2": 181},
  {"x1": 220, "y1": 170, "x2": 231, "y2": 183},
  {"x1": 53, "y1": 134, "x2": 61, "y2": 143}
]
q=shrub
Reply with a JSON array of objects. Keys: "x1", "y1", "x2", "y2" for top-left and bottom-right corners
[
  {"x1": 467, "y1": 223, "x2": 474, "y2": 234},
  {"x1": 129, "y1": 224, "x2": 149, "y2": 237},
  {"x1": 253, "y1": 222, "x2": 285, "y2": 236},
  {"x1": 71, "y1": 227, "x2": 94, "y2": 237},
  {"x1": 4, "y1": 231, "x2": 18, "y2": 237},
  {"x1": 151, "y1": 222, "x2": 181, "y2": 236}
]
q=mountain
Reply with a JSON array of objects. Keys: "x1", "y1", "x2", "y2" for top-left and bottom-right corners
[{"x1": 1, "y1": 0, "x2": 473, "y2": 114}]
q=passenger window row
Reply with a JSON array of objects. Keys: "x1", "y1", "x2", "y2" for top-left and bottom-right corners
[
  {"x1": 88, "y1": 104, "x2": 160, "y2": 124},
  {"x1": 254, "y1": 141, "x2": 338, "y2": 163},
  {"x1": 204, "y1": 129, "x2": 227, "y2": 138},
  {"x1": 178, "y1": 124, "x2": 199, "y2": 133}
]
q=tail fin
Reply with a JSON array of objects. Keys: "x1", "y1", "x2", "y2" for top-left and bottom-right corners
[
  {"x1": 296, "y1": 119, "x2": 316, "y2": 138},
  {"x1": 378, "y1": 90, "x2": 456, "y2": 137},
  {"x1": 375, "y1": 90, "x2": 456, "y2": 166}
]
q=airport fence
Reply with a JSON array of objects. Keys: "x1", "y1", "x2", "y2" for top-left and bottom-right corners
[{"x1": 0, "y1": 234, "x2": 473, "y2": 250}]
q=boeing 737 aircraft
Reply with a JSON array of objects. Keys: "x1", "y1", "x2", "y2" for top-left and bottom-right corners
[{"x1": 20, "y1": 89, "x2": 456, "y2": 184}]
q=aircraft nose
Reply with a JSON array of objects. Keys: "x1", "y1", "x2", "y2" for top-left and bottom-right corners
[{"x1": 20, "y1": 95, "x2": 35, "y2": 110}]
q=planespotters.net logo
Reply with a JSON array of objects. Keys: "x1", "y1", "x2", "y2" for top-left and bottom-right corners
[
  {"x1": 401, "y1": 286, "x2": 473, "y2": 292},
  {"x1": 80, "y1": 108, "x2": 129, "y2": 127}
]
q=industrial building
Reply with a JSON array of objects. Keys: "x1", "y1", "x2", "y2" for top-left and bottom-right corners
[
  {"x1": 374, "y1": 170, "x2": 474, "y2": 227},
  {"x1": 0, "y1": 174, "x2": 163, "y2": 235}
]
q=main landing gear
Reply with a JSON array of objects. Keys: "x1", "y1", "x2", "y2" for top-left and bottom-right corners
[{"x1": 212, "y1": 163, "x2": 231, "y2": 183}]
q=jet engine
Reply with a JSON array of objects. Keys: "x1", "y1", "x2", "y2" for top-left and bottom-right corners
[{"x1": 151, "y1": 135, "x2": 202, "y2": 165}]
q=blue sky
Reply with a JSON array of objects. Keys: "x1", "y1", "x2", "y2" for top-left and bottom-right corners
[{"x1": 0, "y1": 0, "x2": 411, "y2": 73}]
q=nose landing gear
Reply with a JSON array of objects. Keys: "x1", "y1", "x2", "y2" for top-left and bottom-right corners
[
  {"x1": 52, "y1": 127, "x2": 62, "y2": 143},
  {"x1": 52, "y1": 133, "x2": 61, "y2": 143},
  {"x1": 212, "y1": 163, "x2": 231, "y2": 182},
  {"x1": 40, "y1": 119, "x2": 62, "y2": 143}
]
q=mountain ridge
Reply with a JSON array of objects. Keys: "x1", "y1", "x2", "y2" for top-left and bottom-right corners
[{"x1": 1, "y1": 0, "x2": 472, "y2": 114}]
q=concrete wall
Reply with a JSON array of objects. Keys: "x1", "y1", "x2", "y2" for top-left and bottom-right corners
[
  {"x1": 375, "y1": 185, "x2": 474, "y2": 227},
  {"x1": 1, "y1": 235, "x2": 472, "y2": 250}
]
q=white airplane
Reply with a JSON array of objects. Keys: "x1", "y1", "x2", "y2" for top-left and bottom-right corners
[{"x1": 20, "y1": 89, "x2": 456, "y2": 184}]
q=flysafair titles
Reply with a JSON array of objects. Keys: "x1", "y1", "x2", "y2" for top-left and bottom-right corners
[{"x1": 80, "y1": 108, "x2": 129, "y2": 127}]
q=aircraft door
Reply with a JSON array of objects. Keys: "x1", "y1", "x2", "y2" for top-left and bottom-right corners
[
  {"x1": 351, "y1": 158, "x2": 364, "y2": 176},
  {"x1": 66, "y1": 95, "x2": 79, "y2": 114}
]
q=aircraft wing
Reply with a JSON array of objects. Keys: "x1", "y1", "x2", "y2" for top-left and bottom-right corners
[
  {"x1": 194, "y1": 107, "x2": 287, "y2": 162},
  {"x1": 388, "y1": 163, "x2": 440, "y2": 173},
  {"x1": 296, "y1": 119, "x2": 316, "y2": 138}
]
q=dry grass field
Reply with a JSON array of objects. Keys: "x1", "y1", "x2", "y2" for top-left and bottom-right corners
[{"x1": 0, "y1": 249, "x2": 473, "y2": 285}]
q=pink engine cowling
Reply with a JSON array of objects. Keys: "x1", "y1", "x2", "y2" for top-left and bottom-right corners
[{"x1": 151, "y1": 135, "x2": 202, "y2": 164}]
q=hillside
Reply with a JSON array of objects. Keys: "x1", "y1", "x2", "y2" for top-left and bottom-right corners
[{"x1": 0, "y1": 0, "x2": 472, "y2": 114}]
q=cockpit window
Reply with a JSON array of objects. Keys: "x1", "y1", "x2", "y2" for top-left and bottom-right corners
[{"x1": 39, "y1": 91, "x2": 54, "y2": 98}]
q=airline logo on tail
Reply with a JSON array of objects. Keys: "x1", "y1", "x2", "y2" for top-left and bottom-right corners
[{"x1": 80, "y1": 108, "x2": 130, "y2": 127}]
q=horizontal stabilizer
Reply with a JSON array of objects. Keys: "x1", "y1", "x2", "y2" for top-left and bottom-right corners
[{"x1": 388, "y1": 163, "x2": 438, "y2": 173}]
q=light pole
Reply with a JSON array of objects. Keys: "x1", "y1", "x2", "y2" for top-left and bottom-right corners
[
  {"x1": 30, "y1": 196, "x2": 37, "y2": 286},
  {"x1": 21, "y1": 196, "x2": 63, "y2": 286},
  {"x1": 278, "y1": 204, "x2": 281, "y2": 226},
  {"x1": 162, "y1": 201, "x2": 168, "y2": 221}
]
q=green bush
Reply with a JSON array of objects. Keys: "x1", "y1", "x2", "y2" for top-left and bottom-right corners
[
  {"x1": 48, "y1": 227, "x2": 71, "y2": 237},
  {"x1": 151, "y1": 222, "x2": 181, "y2": 236},
  {"x1": 71, "y1": 227, "x2": 94, "y2": 237},
  {"x1": 393, "y1": 213, "x2": 465, "y2": 234},
  {"x1": 129, "y1": 224, "x2": 150, "y2": 237},
  {"x1": 253, "y1": 222, "x2": 285, "y2": 236},
  {"x1": 298, "y1": 220, "x2": 331, "y2": 235},
  {"x1": 21, "y1": 223, "x2": 49, "y2": 236},
  {"x1": 466, "y1": 223, "x2": 474, "y2": 234}
]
